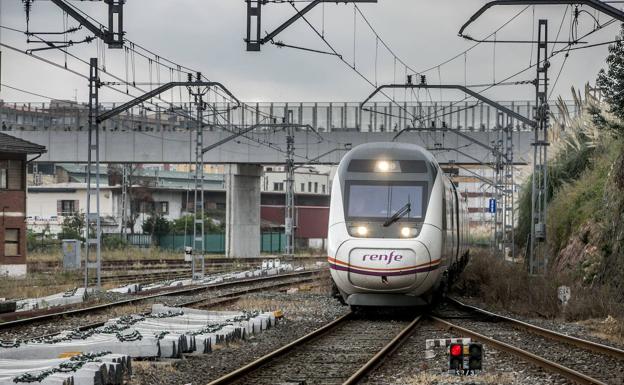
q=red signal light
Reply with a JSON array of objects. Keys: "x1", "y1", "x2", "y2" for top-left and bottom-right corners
[{"x1": 450, "y1": 344, "x2": 462, "y2": 356}]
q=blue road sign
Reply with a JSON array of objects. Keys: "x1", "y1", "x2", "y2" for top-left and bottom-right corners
[{"x1": 488, "y1": 199, "x2": 497, "y2": 214}]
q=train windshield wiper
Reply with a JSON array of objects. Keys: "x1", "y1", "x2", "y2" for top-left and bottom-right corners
[{"x1": 383, "y1": 202, "x2": 411, "y2": 227}]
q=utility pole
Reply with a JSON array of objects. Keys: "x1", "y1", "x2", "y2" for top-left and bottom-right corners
[
  {"x1": 494, "y1": 115, "x2": 505, "y2": 258},
  {"x1": 85, "y1": 58, "x2": 101, "y2": 291},
  {"x1": 530, "y1": 19, "x2": 550, "y2": 275},
  {"x1": 284, "y1": 110, "x2": 295, "y2": 256},
  {"x1": 504, "y1": 116, "x2": 515, "y2": 261},
  {"x1": 189, "y1": 73, "x2": 207, "y2": 279}
]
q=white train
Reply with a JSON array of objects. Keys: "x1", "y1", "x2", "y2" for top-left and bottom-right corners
[{"x1": 328, "y1": 143, "x2": 470, "y2": 307}]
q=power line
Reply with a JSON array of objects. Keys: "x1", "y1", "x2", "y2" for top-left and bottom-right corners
[
  {"x1": 403, "y1": 17, "x2": 619, "y2": 128},
  {"x1": 418, "y1": 5, "x2": 532, "y2": 74},
  {"x1": 0, "y1": 38, "x2": 297, "y2": 159},
  {"x1": 0, "y1": 82, "x2": 60, "y2": 100},
  {"x1": 285, "y1": 2, "x2": 424, "y2": 127}
]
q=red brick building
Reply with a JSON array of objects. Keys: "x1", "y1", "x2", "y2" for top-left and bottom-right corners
[{"x1": 0, "y1": 133, "x2": 46, "y2": 277}]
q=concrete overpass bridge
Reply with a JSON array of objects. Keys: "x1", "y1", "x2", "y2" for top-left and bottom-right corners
[
  {"x1": 2, "y1": 100, "x2": 563, "y2": 259},
  {"x1": 0, "y1": 100, "x2": 559, "y2": 165}
]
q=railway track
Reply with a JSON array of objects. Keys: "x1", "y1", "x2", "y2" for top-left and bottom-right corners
[
  {"x1": 204, "y1": 298, "x2": 624, "y2": 385},
  {"x1": 206, "y1": 312, "x2": 422, "y2": 385},
  {"x1": 6, "y1": 275, "x2": 322, "y2": 341},
  {"x1": 0, "y1": 270, "x2": 324, "y2": 332},
  {"x1": 27, "y1": 256, "x2": 326, "y2": 272},
  {"x1": 430, "y1": 298, "x2": 624, "y2": 385}
]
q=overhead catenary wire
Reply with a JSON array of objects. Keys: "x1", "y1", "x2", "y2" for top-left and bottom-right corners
[
  {"x1": 25, "y1": 0, "x2": 285, "y2": 126},
  {"x1": 284, "y1": 2, "x2": 425, "y2": 128},
  {"x1": 2, "y1": 6, "x2": 314, "y2": 147},
  {"x1": 0, "y1": 37, "x2": 298, "y2": 159},
  {"x1": 398, "y1": 16, "x2": 620, "y2": 132},
  {"x1": 0, "y1": 82, "x2": 61, "y2": 100}
]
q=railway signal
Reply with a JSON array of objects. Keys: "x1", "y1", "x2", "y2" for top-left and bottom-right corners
[
  {"x1": 468, "y1": 343, "x2": 483, "y2": 371},
  {"x1": 449, "y1": 342, "x2": 483, "y2": 374},
  {"x1": 449, "y1": 343, "x2": 464, "y2": 372}
]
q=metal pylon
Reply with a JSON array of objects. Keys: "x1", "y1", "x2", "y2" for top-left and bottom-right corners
[
  {"x1": 530, "y1": 19, "x2": 550, "y2": 275},
  {"x1": 189, "y1": 73, "x2": 207, "y2": 279},
  {"x1": 85, "y1": 57, "x2": 101, "y2": 290},
  {"x1": 503, "y1": 119, "x2": 515, "y2": 260},
  {"x1": 493, "y1": 113, "x2": 505, "y2": 257},
  {"x1": 284, "y1": 128, "x2": 295, "y2": 256},
  {"x1": 120, "y1": 164, "x2": 128, "y2": 236}
]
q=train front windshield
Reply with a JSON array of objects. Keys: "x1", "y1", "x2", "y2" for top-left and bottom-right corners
[{"x1": 346, "y1": 182, "x2": 426, "y2": 221}]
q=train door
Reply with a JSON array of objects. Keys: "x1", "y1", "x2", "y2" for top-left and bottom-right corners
[
  {"x1": 442, "y1": 189, "x2": 448, "y2": 261},
  {"x1": 447, "y1": 185, "x2": 455, "y2": 261},
  {"x1": 452, "y1": 184, "x2": 461, "y2": 261}
]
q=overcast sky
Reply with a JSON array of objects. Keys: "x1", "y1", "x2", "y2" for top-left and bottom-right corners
[{"x1": 0, "y1": 0, "x2": 622, "y2": 104}]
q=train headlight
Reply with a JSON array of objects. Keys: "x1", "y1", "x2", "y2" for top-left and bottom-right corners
[
  {"x1": 355, "y1": 226, "x2": 369, "y2": 237},
  {"x1": 349, "y1": 225, "x2": 369, "y2": 237},
  {"x1": 401, "y1": 227, "x2": 417, "y2": 238},
  {"x1": 375, "y1": 160, "x2": 399, "y2": 173}
]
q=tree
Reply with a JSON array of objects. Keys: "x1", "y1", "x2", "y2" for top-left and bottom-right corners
[
  {"x1": 142, "y1": 215, "x2": 171, "y2": 238},
  {"x1": 58, "y1": 212, "x2": 85, "y2": 240},
  {"x1": 597, "y1": 25, "x2": 624, "y2": 121}
]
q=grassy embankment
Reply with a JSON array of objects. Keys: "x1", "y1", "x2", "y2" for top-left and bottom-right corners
[{"x1": 455, "y1": 86, "x2": 624, "y2": 344}]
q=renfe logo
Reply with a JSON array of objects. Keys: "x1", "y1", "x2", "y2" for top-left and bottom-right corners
[{"x1": 362, "y1": 251, "x2": 404, "y2": 265}]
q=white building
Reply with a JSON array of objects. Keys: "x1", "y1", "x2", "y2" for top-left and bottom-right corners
[
  {"x1": 262, "y1": 166, "x2": 332, "y2": 195},
  {"x1": 28, "y1": 183, "x2": 118, "y2": 234}
]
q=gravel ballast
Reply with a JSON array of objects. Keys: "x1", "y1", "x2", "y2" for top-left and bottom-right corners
[{"x1": 128, "y1": 291, "x2": 347, "y2": 385}]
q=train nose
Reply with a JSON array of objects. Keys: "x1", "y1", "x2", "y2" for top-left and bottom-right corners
[{"x1": 338, "y1": 241, "x2": 432, "y2": 291}]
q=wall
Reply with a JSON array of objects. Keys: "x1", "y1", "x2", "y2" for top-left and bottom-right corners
[
  {"x1": 260, "y1": 205, "x2": 329, "y2": 239},
  {"x1": 0, "y1": 152, "x2": 27, "y2": 268}
]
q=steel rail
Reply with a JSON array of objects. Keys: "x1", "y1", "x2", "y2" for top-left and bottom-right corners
[
  {"x1": 0, "y1": 270, "x2": 322, "y2": 329},
  {"x1": 429, "y1": 315, "x2": 608, "y2": 385},
  {"x1": 206, "y1": 312, "x2": 353, "y2": 385},
  {"x1": 342, "y1": 315, "x2": 423, "y2": 385},
  {"x1": 447, "y1": 297, "x2": 624, "y2": 360},
  {"x1": 26, "y1": 256, "x2": 327, "y2": 271}
]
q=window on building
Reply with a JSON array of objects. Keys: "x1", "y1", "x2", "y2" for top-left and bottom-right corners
[
  {"x1": 4, "y1": 229, "x2": 19, "y2": 256},
  {"x1": 322, "y1": 184, "x2": 326, "y2": 194},
  {"x1": 273, "y1": 182, "x2": 284, "y2": 191},
  {"x1": 314, "y1": 182, "x2": 318, "y2": 193},
  {"x1": 140, "y1": 201, "x2": 155, "y2": 213},
  {"x1": 300, "y1": 183, "x2": 305, "y2": 192},
  {"x1": 58, "y1": 200, "x2": 79, "y2": 216},
  {"x1": 158, "y1": 201, "x2": 169, "y2": 215},
  {"x1": 0, "y1": 160, "x2": 23, "y2": 190},
  {"x1": 308, "y1": 182, "x2": 312, "y2": 192},
  {"x1": 0, "y1": 167, "x2": 5, "y2": 189}
]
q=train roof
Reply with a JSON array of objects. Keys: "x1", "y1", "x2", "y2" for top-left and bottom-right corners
[{"x1": 341, "y1": 142, "x2": 440, "y2": 168}]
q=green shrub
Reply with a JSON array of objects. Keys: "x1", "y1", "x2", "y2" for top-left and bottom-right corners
[
  {"x1": 171, "y1": 214, "x2": 224, "y2": 235},
  {"x1": 102, "y1": 235, "x2": 128, "y2": 250}
]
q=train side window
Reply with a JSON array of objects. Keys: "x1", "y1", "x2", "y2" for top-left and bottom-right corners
[{"x1": 442, "y1": 193, "x2": 447, "y2": 229}]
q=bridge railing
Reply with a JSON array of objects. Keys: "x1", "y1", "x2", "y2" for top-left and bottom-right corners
[{"x1": 0, "y1": 100, "x2": 580, "y2": 133}]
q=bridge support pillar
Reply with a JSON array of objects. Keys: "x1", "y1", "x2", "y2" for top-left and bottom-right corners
[{"x1": 225, "y1": 164, "x2": 263, "y2": 258}]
